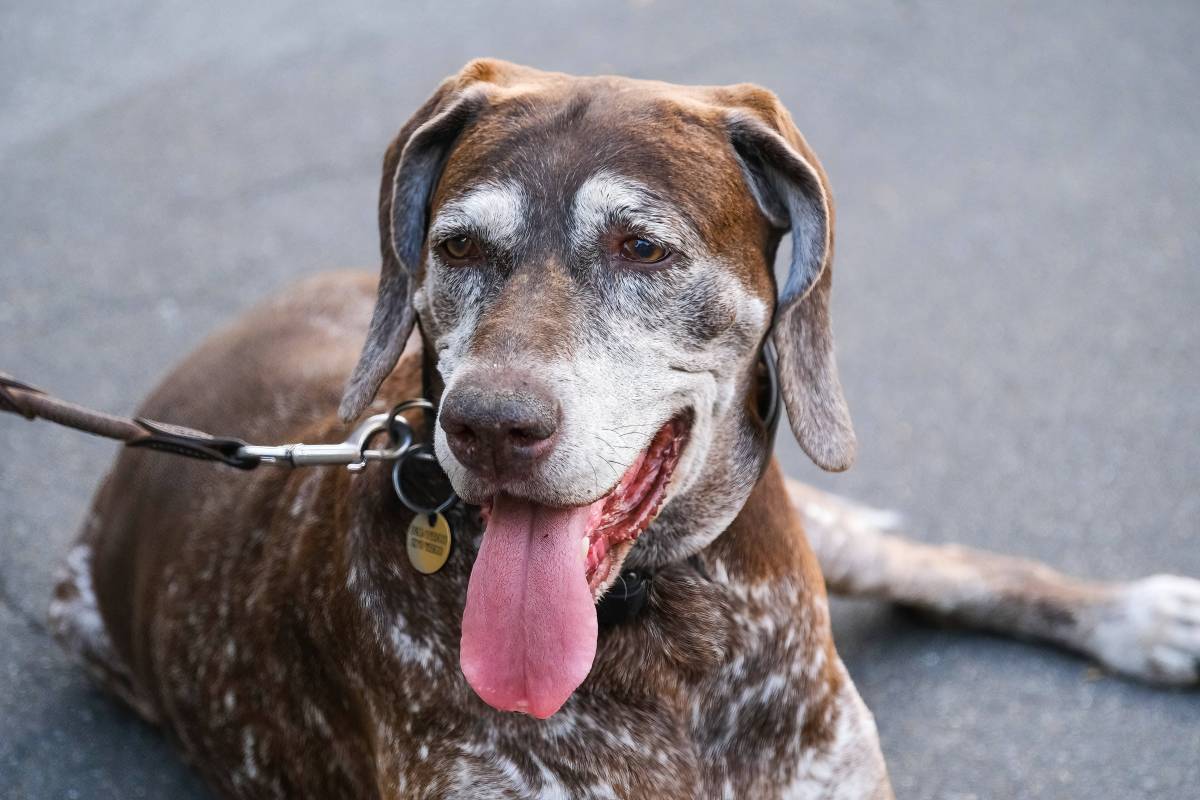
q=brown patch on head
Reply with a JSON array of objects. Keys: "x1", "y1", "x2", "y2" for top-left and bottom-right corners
[{"x1": 466, "y1": 258, "x2": 579, "y2": 362}]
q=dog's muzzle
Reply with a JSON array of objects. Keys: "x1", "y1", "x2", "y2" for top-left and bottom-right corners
[{"x1": 439, "y1": 372, "x2": 561, "y2": 481}]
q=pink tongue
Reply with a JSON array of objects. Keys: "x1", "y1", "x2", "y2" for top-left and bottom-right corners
[{"x1": 461, "y1": 493, "x2": 602, "y2": 718}]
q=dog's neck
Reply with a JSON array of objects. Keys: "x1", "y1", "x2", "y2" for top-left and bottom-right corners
[{"x1": 336, "y1": 446, "x2": 828, "y2": 743}]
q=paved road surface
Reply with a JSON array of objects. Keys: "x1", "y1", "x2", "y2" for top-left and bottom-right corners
[{"x1": 2, "y1": 2, "x2": 1197, "y2": 797}]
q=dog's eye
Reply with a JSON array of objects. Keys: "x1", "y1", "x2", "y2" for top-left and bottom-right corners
[
  {"x1": 440, "y1": 235, "x2": 482, "y2": 261},
  {"x1": 618, "y1": 237, "x2": 670, "y2": 264}
]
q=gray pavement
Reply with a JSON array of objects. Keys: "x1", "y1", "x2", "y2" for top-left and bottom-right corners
[{"x1": 1, "y1": 1, "x2": 1198, "y2": 797}]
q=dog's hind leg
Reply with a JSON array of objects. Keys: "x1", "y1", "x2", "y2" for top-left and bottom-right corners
[
  {"x1": 785, "y1": 478, "x2": 1200, "y2": 686},
  {"x1": 48, "y1": 476, "x2": 159, "y2": 724}
]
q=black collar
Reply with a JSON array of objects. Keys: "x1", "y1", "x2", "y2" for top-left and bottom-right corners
[
  {"x1": 758, "y1": 338, "x2": 782, "y2": 478},
  {"x1": 596, "y1": 568, "x2": 653, "y2": 627}
]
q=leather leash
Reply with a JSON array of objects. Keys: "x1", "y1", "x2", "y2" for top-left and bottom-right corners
[{"x1": 0, "y1": 371, "x2": 416, "y2": 472}]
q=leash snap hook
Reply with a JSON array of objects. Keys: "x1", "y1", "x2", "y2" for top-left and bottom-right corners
[
  {"x1": 237, "y1": 411, "x2": 413, "y2": 470},
  {"x1": 349, "y1": 410, "x2": 413, "y2": 471},
  {"x1": 352, "y1": 399, "x2": 434, "y2": 471},
  {"x1": 344, "y1": 399, "x2": 436, "y2": 471}
]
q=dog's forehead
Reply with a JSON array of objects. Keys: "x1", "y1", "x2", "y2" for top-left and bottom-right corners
[{"x1": 432, "y1": 78, "x2": 766, "y2": 245}]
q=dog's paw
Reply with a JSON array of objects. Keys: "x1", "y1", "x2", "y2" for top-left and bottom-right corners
[{"x1": 1085, "y1": 574, "x2": 1200, "y2": 686}]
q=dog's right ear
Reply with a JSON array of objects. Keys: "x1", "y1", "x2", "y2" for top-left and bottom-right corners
[
  {"x1": 724, "y1": 90, "x2": 856, "y2": 472},
  {"x1": 338, "y1": 76, "x2": 489, "y2": 421}
]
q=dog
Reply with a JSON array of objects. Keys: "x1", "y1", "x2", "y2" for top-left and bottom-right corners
[{"x1": 47, "y1": 59, "x2": 1200, "y2": 798}]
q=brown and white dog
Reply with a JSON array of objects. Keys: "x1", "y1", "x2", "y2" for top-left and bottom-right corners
[{"x1": 48, "y1": 60, "x2": 1200, "y2": 798}]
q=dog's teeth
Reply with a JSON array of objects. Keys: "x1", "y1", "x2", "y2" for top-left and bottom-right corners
[{"x1": 581, "y1": 537, "x2": 590, "y2": 560}]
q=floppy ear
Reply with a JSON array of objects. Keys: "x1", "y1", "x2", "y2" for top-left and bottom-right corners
[
  {"x1": 338, "y1": 80, "x2": 487, "y2": 421},
  {"x1": 728, "y1": 106, "x2": 856, "y2": 472}
]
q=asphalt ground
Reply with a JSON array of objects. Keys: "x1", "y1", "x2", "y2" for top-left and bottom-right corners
[{"x1": 1, "y1": 2, "x2": 1197, "y2": 797}]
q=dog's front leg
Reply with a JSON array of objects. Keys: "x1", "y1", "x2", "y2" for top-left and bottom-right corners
[{"x1": 786, "y1": 478, "x2": 1200, "y2": 686}]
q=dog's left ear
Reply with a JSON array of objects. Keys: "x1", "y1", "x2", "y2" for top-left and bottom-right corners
[
  {"x1": 338, "y1": 76, "x2": 488, "y2": 421},
  {"x1": 726, "y1": 97, "x2": 855, "y2": 471}
]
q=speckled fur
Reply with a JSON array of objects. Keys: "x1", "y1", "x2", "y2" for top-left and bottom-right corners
[{"x1": 45, "y1": 59, "x2": 893, "y2": 798}]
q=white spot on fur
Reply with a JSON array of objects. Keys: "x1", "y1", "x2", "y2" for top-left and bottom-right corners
[
  {"x1": 289, "y1": 471, "x2": 322, "y2": 520},
  {"x1": 241, "y1": 729, "x2": 261, "y2": 781},
  {"x1": 782, "y1": 663, "x2": 890, "y2": 799},
  {"x1": 49, "y1": 544, "x2": 120, "y2": 671},
  {"x1": 390, "y1": 623, "x2": 436, "y2": 668},
  {"x1": 50, "y1": 546, "x2": 102, "y2": 638},
  {"x1": 571, "y1": 171, "x2": 704, "y2": 255}
]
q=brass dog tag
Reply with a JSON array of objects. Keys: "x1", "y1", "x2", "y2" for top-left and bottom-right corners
[{"x1": 407, "y1": 512, "x2": 453, "y2": 574}]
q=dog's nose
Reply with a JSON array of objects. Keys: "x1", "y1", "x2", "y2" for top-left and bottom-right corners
[{"x1": 440, "y1": 377, "x2": 560, "y2": 479}]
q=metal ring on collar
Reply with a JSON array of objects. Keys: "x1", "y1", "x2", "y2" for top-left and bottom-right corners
[{"x1": 391, "y1": 443, "x2": 458, "y2": 516}]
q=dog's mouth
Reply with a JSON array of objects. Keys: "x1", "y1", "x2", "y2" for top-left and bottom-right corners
[
  {"x1": 460, "y1": 414, "x2": 690, "y2": 719},
  {"x1": 583, "y1": 414, "x2": 690, "y2": 592}
]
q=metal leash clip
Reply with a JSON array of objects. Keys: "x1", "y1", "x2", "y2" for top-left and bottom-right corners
[{"x1": 238, "y1": 409, "x2": 415, "y2": 472}]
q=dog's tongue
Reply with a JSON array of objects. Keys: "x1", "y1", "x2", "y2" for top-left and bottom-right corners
[{"x1": 461, "y1": 493, "x2": 600, "y2": 718}]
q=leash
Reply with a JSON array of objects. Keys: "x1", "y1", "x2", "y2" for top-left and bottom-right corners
[{"x1": 0, "y1": 370, "x2": 426, "y2": 472}]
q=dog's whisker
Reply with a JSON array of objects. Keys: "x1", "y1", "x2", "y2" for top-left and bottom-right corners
[{"x1": 592, "y1": 433, "x2": 639, "y2": 454}]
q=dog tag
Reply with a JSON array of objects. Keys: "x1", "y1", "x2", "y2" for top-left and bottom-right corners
[{"x1": 407, "y1": 512, "x2": 453, "y2": 574}]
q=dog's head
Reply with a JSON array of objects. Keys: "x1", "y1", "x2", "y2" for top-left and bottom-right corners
[{"x1": 341, "y1": 59, "x2": 853, "y2": 718}]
